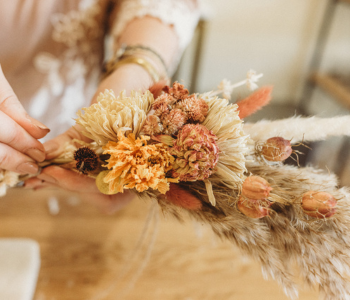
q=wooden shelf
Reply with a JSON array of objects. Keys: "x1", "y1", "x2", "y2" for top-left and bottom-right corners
[{"x1": 311, "y1": 72, "x2": 350, "y2": 109}]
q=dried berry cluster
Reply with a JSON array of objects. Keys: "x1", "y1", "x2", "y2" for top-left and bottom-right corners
[{"x1": 142, "y1": 82, "x2": 209, "y2": 136}]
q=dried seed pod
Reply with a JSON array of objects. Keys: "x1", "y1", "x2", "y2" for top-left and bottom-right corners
[
  {"x1": 74, "y1": 147, "x2": 99, "y2": 174},
  {"x1": 242, "y1": 176, "x2": 272, "y2": 200},
  {"x1": 301, "y1": 191, "x2": 337, "y2": 218},
  {"x1": 237, "y1": 196, "x2": 272, "y2": 219},
  {"x1": 261, "y1": 137, "x2": 292, "y2": 161},
  {"x1": 165, "y1": 183, "x2": 202, "y2": 210}
]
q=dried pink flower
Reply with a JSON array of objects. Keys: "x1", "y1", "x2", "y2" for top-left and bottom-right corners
[
  {"x1": 175, "y1": 95, "x2": 209, "y2": 123},
  {"x1": 142, "y1": 115, "x2": 163, "y2": 135},
  {"x1": 163, "y1": 82, "x2": 189, "y2": 100},
  {"x1": 169, "y1": 124, "x2": 219, "y2": 181},
  {"x1": 152, "y1": 94, "x2": 175, "y2": 116},
  {"x1": 161, "y1": 109, "x2": 187, "y2": 135}
]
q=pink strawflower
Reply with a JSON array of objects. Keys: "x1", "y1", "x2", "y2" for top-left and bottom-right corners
[
  {"x1": 161, "y1": 109, "x2": 187, "y2": 135},
  {"x1": 142, "y1": 115, "x2": 163, "y2": 135},
  {"x1": 152, "y1": 93, "x2": 175, "y2": 116},
  {"x1": 163, "y1": 82, "x2": 189, "y2": 100},
  {"x1": 175, "y1": 95, "x2": 209, "y2": 123},
  {"x1": 169, "y1": 124, "x2": 219, "y2": 181}
]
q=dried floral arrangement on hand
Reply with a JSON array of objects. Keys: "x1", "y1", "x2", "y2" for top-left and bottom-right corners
[{"x1": 3, "y1": 71, "x2": 350, "y2": 300}]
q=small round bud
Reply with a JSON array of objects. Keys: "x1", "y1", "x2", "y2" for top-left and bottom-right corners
[
  {"x1": 242, "y1": 176, "x2": 272, "y2": 200},
  {"x1": 261, "y1": 137, "x2": 292, "y2": 162},
  {"x1": 301, "y1": 191, "x2": 337, "y2": 219},
  {"x1": 237, "y1": 196, "x2": 272, "y2": 219}
]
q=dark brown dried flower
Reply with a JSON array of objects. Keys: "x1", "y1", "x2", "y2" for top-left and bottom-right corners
[
  {"x1": 161, "y1": 109, "x2": 187, "y2": 135},
  {"x1": 142, "y1": 115, "x2": 163, "y2": 135},
  {"x1": 74, "y1": 147, "x2": 99, "y2": 175}
]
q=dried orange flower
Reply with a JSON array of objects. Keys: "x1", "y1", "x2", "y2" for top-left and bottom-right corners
[{"x1": 102, "y1": 131, "x2": 177, "y2": 194}]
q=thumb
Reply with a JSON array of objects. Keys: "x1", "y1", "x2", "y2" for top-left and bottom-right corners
[
  {"x1": 0, "y1": 65, "x2": 50, "y2": 139},
  {"x1": 43, "y1": 125, "x2": 90, "y2": 160}
]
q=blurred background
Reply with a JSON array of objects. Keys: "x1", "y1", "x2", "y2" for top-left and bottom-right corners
[{"x1": 176, "y1": 0, "x2": 350, "y2": 186}]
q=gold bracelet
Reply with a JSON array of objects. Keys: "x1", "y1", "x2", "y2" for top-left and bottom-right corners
[{"x1": 103, "y1": 56, "x2": 162, "y2": 83}]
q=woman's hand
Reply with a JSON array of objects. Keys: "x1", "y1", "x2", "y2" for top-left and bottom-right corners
[
  {"x1": 0, "y1": 65, "x2": 49, "y2": 175},
  {"x1": 24, "y1": 64, "x2": 154, "y2": 213}
]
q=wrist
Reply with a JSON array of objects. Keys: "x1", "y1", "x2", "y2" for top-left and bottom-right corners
[{"x1": 94, "y1": 64, "x2": 153, "y2": 104}]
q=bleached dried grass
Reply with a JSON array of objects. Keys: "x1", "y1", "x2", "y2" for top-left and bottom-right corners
[{"x1": 244, "y1": 116, "x2": 350, "y2": 144}]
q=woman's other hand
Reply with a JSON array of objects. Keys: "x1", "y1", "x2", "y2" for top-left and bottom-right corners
[
  {"x1": 23, "y1": 64, "x2": 154, "y2": 213},
  {"x1": 0, "y1": 65, "x2": 50, "y2": 175}
]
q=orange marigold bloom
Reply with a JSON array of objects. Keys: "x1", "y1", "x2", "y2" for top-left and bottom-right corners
[{"x1": 102, "y1": 131, "x2": 177, "y2": 194}]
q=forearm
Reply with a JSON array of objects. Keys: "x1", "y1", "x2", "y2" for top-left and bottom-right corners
[
  {"x1": 92, "y1": 16, "x2": 179, "y2": 104},
  {"x1": 116, "y1": 16, "x2": 179, "y2": 69}
]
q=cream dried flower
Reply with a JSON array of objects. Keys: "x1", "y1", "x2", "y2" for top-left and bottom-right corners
[
  {"x1": 0, "y1": 170, "x2": 20, "y2": 197},
  {"x1": 217, "y1": 79, "x2": 233, "y2": 100},
  {"x1": 76, "y1": 89, "x2": 154, "y2": 145}
]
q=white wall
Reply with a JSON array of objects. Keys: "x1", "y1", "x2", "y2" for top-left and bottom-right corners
[{"x1": 179, "y1": 0, "x2": 350, "y2": 105}]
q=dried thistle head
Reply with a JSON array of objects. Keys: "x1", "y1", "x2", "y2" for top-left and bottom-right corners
[
  {"x1": 74, "y1": 147, "x2": 99, "y2": 175},
  {"x1": 301, "y1": 190, "x2": 337, "y2": 219}
]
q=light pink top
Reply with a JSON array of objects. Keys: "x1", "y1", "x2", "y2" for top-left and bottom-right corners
[{"x1": 0, "y1": 0, "x2": 199, "y2": 138}]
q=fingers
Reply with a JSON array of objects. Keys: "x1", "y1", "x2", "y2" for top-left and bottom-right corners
[
  {"x1": 37, "y1": 166, "x2": 100, "y2": 193},
  {"x1": 27, "y1": 166, "x2": 134, "y2": 214},
  {"x1": 0, "y1": 143, "x2": 39, "y2": 174},
  {"x1": 43, "y1": 126, "x2": 90, "y2": 160},
  {"x1": 0, "y1": 110, "x2": 45, "y2": 161},
  {"x1": 0, "y1": 66, "x2": 50, "y2": 139}
]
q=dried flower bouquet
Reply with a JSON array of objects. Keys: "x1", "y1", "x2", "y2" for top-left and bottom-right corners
[{"x1": 3, "y1": 71, "x2": 350, "y2": 300}]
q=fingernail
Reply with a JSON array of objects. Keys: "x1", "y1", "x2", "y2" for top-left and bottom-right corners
[
  {"x1": 28, "y1": 116, "x2": 50, "y2": 132},
  {"x1": 38, "y1": 173, "x2": 57, "y2": 184},
  {"x1": 44, "y1": 140, "x2": 59, "y2": 156},
  {"x1": 27, "y1": 148, "x2": 45, "y2": 162},
  {"x1": 17, "y1": 162, "x2": 39, "y2": 175}
]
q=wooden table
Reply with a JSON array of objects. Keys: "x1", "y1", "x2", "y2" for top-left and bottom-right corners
[{"x1": 0, "y1": 188, "x2": 318, "y2": 300}]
